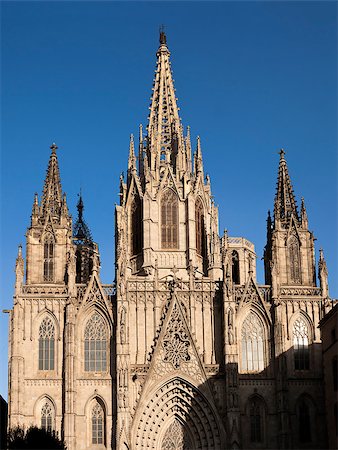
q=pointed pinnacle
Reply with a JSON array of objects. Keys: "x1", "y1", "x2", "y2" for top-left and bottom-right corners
[
  {"x1": 279, "y1": 148, "x2": 285, "y2": 159},
  {"x1": 50, "y1": 143, "x2": 58, "y2": 154}
]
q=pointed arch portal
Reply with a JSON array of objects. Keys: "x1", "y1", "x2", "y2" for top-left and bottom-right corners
[{"x1": 133, "y1": 378, "x2": 223, "y2": 449}]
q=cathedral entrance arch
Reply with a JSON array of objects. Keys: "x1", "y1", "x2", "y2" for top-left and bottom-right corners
[{"x1": 132, "y1": 377, "x2": 224, "y2": 449}]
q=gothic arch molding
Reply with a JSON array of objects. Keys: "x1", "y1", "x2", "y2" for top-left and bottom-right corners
[
  {"x1": 33, "y1": 309, "x2": 60, "y2": 340},
  {"x1": 289, "y1": 310, "x2": 314, "y2": 342},
  {"x1": 131, "y1": 377, "x2": 224, "y2": 449}
]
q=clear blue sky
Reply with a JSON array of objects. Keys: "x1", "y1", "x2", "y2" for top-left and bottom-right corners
[{"x1": 1, "y1": 1, "x2": 337, "y2": 399}]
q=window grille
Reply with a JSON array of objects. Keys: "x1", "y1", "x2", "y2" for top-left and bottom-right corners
[
  {"x1": 293, "y1": 318, "x2": 309, "y2": 370},
  {"x1": 92, "y1": 402, "x2": 104, "y2": 445},
  {"x1": 241, "y1": 313, "x2": 265, "y2": 372},
  {"x1": 130, "y1": 195, "x2": 143, "y2": 255},
  {"x1": 161, "y1": 190, "x2": 178, "y2": 249},
  {"x1": 84, "y1": 313, "x2": 107, "y2": 372},
  {"x1": 249, "y1": 398, "x2": 263, "y2": 442},
  {"x1": 39, "y1": 317, "x2": 55, "y2": 370},
  {"x1": 41, "y1": 401, "x2": 53, "y2": 432},
  {"x1": 43, "y1": 235, "x2": 54, "y2": 282},
  {"x1": 288, "y1": 235, "x2": 301, "y2": 283}
]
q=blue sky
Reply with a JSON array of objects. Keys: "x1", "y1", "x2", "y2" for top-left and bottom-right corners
[{"x1": 0, "y1": 1, "x2": 337, "y2": 399}]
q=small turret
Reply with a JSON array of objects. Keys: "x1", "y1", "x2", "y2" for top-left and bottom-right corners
[
  {"x1": 31, "y1": 193, "x2": 39, "y2": 225},
  {"x1": 15, "y1": 244, "x2": 24, "y2": 294},
  {"x1": 128, "y1": 134, "x2": 136, "y2": 173},
  {"x1": 300, "y1": 197, "x2": 308, "y2": 229},
  {"x1": 194, "y1": 136, "x2": 204, "y2": 179}
]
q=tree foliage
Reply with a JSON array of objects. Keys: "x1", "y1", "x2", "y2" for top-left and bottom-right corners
[{"x1": 8, "y1": 426, "x2": 67, "y2": 449}]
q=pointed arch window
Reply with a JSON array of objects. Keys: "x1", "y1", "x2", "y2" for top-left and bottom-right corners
[
  {"x1": 84, "y1": 313, "x2": 107, "y2": 372},
  {"x1": 232, "y1": 251, "x2": 240, "y2": 285},
  {"x1": 41, "y1": 401, "x2": 54, "y2": 432},
  {"x1": 92, "y1": 401, "x2": 104, "y2": 445},
  {"x1": 43, "y1": 234, "x2": 54, "y2": 282},
  {"x1": 241, "y1": 313, "x2": 265, "y2": 372},
  {"x1": 195, "y1": 198, "x2": 207, "y2": 259},
  {"x1": 288, "y1": 235, "x2": 301, "y2": 284},
  {"x1": 249, "y1": 397, "x2": 264, "y2": 443},
  {"x1": 161, "y1": 190, "x2": 178, "y2": 249},
  {"x1": 293, "y1": 318, "x2": 310, "y2": 370},
  {"x1": 39, "y1": 317, "x2": 55, "y2": 370},
  {"x1": 130, "y1": 194, "x2": 143, "y2": 255},
  {"x1": 298, "y1": 399, "x2": 312, "y2": 443}
]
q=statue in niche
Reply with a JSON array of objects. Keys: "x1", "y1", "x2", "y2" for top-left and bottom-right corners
[
  {"x1": 227, "y1": 308, "x2": 234, "y2": 345},
  {"x1": 120, "y1": 307, "x2": 126, "y2": 344}
]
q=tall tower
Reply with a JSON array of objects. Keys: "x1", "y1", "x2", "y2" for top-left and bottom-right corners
[{"x1": 115, "y1": 31, "x2": 226, "y2": 449}]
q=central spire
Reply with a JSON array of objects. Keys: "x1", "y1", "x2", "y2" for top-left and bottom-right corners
[{"x1": 145, "y1": 31, "x2": 186, "y2": 178}]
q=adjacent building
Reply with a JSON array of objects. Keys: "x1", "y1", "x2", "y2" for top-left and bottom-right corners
[{"x1": 7, "y1": 32, "x2": 333, "y2": 450}]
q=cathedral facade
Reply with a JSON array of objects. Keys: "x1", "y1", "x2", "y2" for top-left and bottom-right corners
[{"x1": 7, "y1": 32, "x2": 332, "y2": 450}]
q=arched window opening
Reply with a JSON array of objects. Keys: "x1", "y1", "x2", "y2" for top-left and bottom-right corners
[
  {"x1": 293, "y1": 318, "x2": 310, "y2": 370},
  {"x1": 298, "y1": 399, "x2": 312, "y2": 443},
  {"x1": 130, "y1": 195, "x2": 143, "y2": 255},
  {"x1": 43, "y1": 234, "x2": 54, "y2": 282},
  {"x1": 161, "y1": 419, "x2": 193, "y2": 450},
  {"x1": 288, "y1": 235, "x2": 301, "y2": 284},
  {"x1": 39, "y1": 317, "x2": 55, "y2": 370},
  {"x1": 91, "y1": 401, "x2": 104, "y2": 445},
  {"x1": 241, "y1": 313, "x2": 265, "y2": 372},
  {"x1": 41, "y1": 401, "x2": 54, "y2": 432},
  {"x1": 232, "y1": 251, "x2": 240, "y2": 285},
  {"x1": 84, "y1": 313, "x2": 107, "y2": 372},
  {"x1": 161, "y1": 190, "x2": 178, "y2": 249},
  {"x1": 249, "y1": 398, "x2": 263, "y2": 443}
]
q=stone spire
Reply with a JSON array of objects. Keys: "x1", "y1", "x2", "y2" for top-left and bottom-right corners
[
  {"x1": 318, "y1": 248, "x2": 329, "y2": 298},
  {"x1": 194, "y1": 136, "x2": 204, "y2": 178},
  {"x1": 73, "y1": 193, "x2": 93, "y2": 244},
  {"x1": 40, "y1": 143, "x2": 64, "y2": 221},
  {"x1": 300, "y1": 196, "x2": 308, "y2": 229},
  {"x1": 145, "y1": 30, "x2": 186, "y2": 177},
  {"x1": 128, "y1": 134, "x2": 136, "y2": 172},
  {"x1": 273, "y1": 149, "x2": 299, "y2": 226}
]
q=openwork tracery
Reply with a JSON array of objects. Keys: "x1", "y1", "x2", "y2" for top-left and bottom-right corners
[
  {"x1": 161, "y1": 190, "x2": 178, "y2": 249},
  {"x1": 91, "y1": 401, "x2": 104, "y2": 445},
  {"x1": 163, "y1": 304, "x2": 190, "y2": 368},
  {"x1": 161, "y1": 419, "x2": 193, "y2": 450},
  {"x1": 41, "y1": 400, "x2": 54, "y2": 432},
  {"x1": 288, "y1": 235, "x2": 301, "y2": 283},
  {"x1": 241, "y1": 312, "x2": 265, "y2": 372},
  {"x1": 39, "y1": 317, "x2": 55, "y2": 370},
  {"x1": 84, "y1": 313, "x2": 107, "y2": 372},
  {"x1": 43, "y1": 234, "x2": 54, "y2": 282},
  {"x1": 293, "y1": 318, "x2": 309, "y2": 370}
]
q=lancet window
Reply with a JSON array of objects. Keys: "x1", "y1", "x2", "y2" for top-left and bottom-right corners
[
  {"x1": 195, "y1": 198, "x2": 207, "y2": 260},
  {"x1": 41, "y1": 401, "x2": 54, "y2": 432},
  {"x1": 288, "y1": 235, "x2": 301, "y2": 284},
  {"x1": 293, "y1": 318, "x2": 310, "y2": 370},
  {"x1": 249, "y1": 397, "x2": 264, "y2": 443},
  {"x1": 298, "y1": 399, "x2": 312, "y2": 443},
  {"x1": 39, "y1": 317, "x2": 55, "y2": 370},
  {"x1": 130, "y1": 194, "x2": 143, "y2": 255},
  {"x1": 91, "y1": 401, "x2": 104, "y2": 445},
  {"x1": 84, "y1": 313, "x2": 107, "y2": 372},
  {"x1": 241, "y1": 313, "x2": 265, "y2": 372},
  {"x1": 43, "y1": 234, "x2": 54, "y2": 282},
  {"x1": 232, "y1": 251, "x2": 240, "y2": 284},
  {"x1": 161, "y1": 189, "x2": 178, "y2": 249}
]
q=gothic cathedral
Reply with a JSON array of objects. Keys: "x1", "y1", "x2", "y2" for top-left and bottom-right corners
[{"x1": 8, "y1": 32, "x2": 332, "y2": 450}]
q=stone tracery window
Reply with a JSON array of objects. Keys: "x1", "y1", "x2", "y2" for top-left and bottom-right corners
[
  {"x1": 84, "y1": 313, "x2": 107, "y2": 372},
  {"x1": 41, "y1": 400, "x2": 54, "y2": 432},
  {"x1": 161, "y1": 190, "x2": 178, "y2": 249},
  {"x1": 293, "y1": 318, "x2": 309, "y2": 370},
  {"x1": 130, "y1": 194, "x2": 143, "y2": 255},
  {"x1": 161, "y1": 419, "x2": 192, "y2": 450},
  {"x1": 39, "y1": 317, "x2": 55, "y2": 370},
  {"x1": 43, "y1": 234, "x2": 54, "y2": 282},
  {"x1": 241, "y1": 312, "x2": 265, "y2": 372},
  {"x1": 288, "y1": 235, "x2": 301, "y2": 284},
  {"x1": 91, "y1": 401, "x2": 104, "y2": 445}
]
